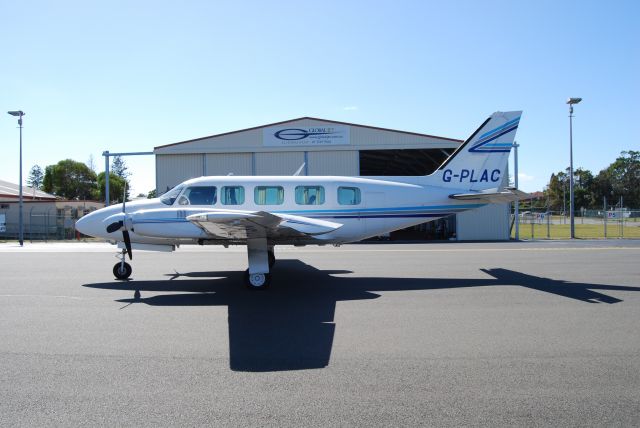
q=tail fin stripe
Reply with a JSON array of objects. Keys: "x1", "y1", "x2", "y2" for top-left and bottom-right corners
[
  {"x1": 469, "y1": 124, "x2": 519, "y2": 153},
  {"x1": 434, "y1": 111, "x2": 521, "y2": 187},
  {"x1": 478, "y1": 117, "x2": 520, "y2": 140}
]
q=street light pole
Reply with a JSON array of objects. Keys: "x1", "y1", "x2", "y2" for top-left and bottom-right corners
[
  {"x1": 513, "y1": 141, "x2": 520, "y2": 240},
  {"x1": 567, "y1": 98, "x2": 582, "y2": 239},
  {"x1": 8, "y1": 110, "x2": 25, "y2": 246},
  {"x1": 103, "y1": 151, "x2": 110, "y2": 206}
]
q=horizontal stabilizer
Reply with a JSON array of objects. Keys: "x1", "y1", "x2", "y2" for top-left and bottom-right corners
[{"x1": 449, "y1": 188, "x2": 531, "y2": 203}]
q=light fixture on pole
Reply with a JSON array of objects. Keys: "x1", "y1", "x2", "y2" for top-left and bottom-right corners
[
  {"x1": 8, "y1": 110, "x2": 25, "y2": 246},
  {"x1": 566, "y1": 97, "x2": 582, "y2": 239}
]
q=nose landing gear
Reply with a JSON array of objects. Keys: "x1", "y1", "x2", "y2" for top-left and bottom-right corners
[{"x1": 113, "y1": 249, "x2": 132, "y2": 280}]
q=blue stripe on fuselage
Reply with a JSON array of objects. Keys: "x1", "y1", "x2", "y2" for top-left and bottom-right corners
[{"x1": 131, "y1": 204, "x2": 484, "y2": 225}]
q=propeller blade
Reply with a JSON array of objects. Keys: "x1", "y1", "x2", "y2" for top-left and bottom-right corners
[
  {"x1": 122, "y1": 230, "x2": 133, "y2": 260},
  {"x1": 106, "y1": 220, "x2": 124, "y2": 233},
  {"x1": 122, "y1": 182, "x2": 127, "y2": 212}
]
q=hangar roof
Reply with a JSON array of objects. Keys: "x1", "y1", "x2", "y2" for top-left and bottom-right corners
[
  {"x1": 0, "y1": 179, "x2": 57, "y2": 201},
  {"x1": 155, "y1": 116, "x2": 462, "y2": 152}
]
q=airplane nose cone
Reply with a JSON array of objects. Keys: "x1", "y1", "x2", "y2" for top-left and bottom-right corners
[{"x1": 75, "y1": 210, "x2": 102, "y2": 237}]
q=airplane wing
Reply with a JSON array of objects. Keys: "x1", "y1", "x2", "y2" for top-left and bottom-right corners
[
  {"x1": 449, "y1": 188, "x2": 530, "y2": 203},
  {"x1": 186, "y1": 210, "x2": 343, "y2": 240}
]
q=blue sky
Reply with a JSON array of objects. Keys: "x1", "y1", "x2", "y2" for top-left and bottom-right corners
[{"x1": 1, "y1": 0, "x2": 638, "y2": 195}]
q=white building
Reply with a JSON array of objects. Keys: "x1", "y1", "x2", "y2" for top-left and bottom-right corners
[{"x1": 153, "y1": 117, "x2": 510, "y2": 241}]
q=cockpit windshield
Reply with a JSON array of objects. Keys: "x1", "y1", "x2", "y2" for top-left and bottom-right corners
[{"x1": 160, "y1": 185, "x2": 185, "y2": 205}]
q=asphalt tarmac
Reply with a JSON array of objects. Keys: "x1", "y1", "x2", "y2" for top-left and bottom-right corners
[{"x1": 1, "y1": 240, "x2": 639, "y2": 426}]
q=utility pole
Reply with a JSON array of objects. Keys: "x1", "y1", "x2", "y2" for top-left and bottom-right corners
[
  {"x1": 8, "y1": 110, "x2": 25, "y2": 246},
  {"x1": 513, "y1": 141, "x2": 519, "y2": 240},
  {"x1": 567, "y1": 97, "x2": 582, "y2": 238}
]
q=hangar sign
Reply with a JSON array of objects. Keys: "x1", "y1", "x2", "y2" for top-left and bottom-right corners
[{"x1": 263, "y1": 125, "x2": 350, "y2": 147}]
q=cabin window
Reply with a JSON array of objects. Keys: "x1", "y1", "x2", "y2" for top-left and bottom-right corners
[
  {"x1": 295, "y1": 186, "x2": 325, "y2": 205},
  {"x1": 160, "y1": 185, "x2": 185, "y2": 205},
  {"x1": 254, "y1": 186, "x2": 284, "y2": 205},
  {"x1": 221, "y1": 186, "x2": 245, "y2": 205},
  {"x1": 177, "y1": 186, "x2": 217, "y2": 205},
  {"x1": 338, "y1": 187, "x2": 361, "y2": 205}
]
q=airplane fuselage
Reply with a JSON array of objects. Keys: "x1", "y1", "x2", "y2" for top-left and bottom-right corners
[{"x1": 78, "y1": 175, "x2": 483, "y2": 247}]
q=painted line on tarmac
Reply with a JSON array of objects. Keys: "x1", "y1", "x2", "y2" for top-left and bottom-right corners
[
  {"x1": 0, "y1": 294, "x2": 84, "y2": 300},
  {"x1": 319, "y1": 247, "x2": 640, "y2": 253},
  {"x1": 1, "y1": 244, "x2": 638, "y2": 254}
]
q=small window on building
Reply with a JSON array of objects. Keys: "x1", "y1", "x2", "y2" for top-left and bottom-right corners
[
  {"x1": 338, "y1": 187, "x2": 361, "y2": 205},
  {"x1": 254, "y1": 186, "x2": 284, "y2": 205},
  {"x1": 221, "y1": 186, "x2": 245, "y2": 205},
  {"x1": 178, "y1": 186, "x2": 217, "y2": 205},
  {"x1": 295, "y1": 186, "x2": 325, "y2": 205}
]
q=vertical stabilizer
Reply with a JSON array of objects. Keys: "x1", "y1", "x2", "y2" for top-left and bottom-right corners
[{"x1": 429, "y1": 111, "x2": 522, "y2": 191}]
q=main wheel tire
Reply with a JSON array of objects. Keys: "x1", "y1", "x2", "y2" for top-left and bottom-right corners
[
  {"x1": 244, "y1": 270, "x2": 271, "y2": 290},
  {"x1": 113, "y1": 262, "x2": 132, "y2": 280}
]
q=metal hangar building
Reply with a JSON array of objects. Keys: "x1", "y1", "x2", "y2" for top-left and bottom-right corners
[{"x1": 153, "y1": 117, "x2": 510, "y2": 241}]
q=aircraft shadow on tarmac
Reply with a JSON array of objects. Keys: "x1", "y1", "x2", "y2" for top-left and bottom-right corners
[{"x1": 83, "y1": 260, "x2": 640, "y2": 372}]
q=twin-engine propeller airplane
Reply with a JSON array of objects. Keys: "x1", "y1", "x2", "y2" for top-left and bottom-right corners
[{"x1": 76, "y1": 111, "x2": 527, "y2": 289}]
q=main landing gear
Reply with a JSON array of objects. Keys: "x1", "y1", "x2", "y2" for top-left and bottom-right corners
[
  {"x1": 113, "y1": 249, "x2": 132, "y2": 280},
  {"x1": 109, "y1": 242, "x2": 276, "y2": 289},
  {"x1": 244, "y1": 270, "x2": 271, "y2": 289},
  {"x1": 244, "y1": 239, "x2": 274, "y2": 290}
]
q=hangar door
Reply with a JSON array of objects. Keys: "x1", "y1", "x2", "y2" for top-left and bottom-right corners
[
  {"x1": 359, "y1": 148, "x2": 452, "y2": 176},
  {"x1": 359, "y1": 148, "x2": 455, "y2": 240},
  {"x1": 255, "y1": 152, "x2": 304, "y2": 175},
  {"x1": 308, "y1": 151, "x2": 358, "y2": 176},
  {"x1": 205, "y1": 153, "x2": 252, "y2": 176}
]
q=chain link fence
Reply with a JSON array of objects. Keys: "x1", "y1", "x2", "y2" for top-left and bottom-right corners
[
  {"x1": 511, "y1": 208, "x2": 640, "y2": 239},
  {"x1": 0, "y1": 206, "x2": 94, "y2": 241}
]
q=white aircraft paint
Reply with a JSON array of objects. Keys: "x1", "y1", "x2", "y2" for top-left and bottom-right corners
[{"x1": 76, "y1": 111, "x2": 526, "y2": 288}]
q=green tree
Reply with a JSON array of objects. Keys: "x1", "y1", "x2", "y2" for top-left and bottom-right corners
[
  {"x1": 606, "y1": 151, "x2": 639, "y2": 207},
  {"x1": 147, "y1": 189, "x2": 157, "y2": 199},
  {"x1": 27, "y1": 165, "x2": 44, "y2": 190},
  {"x1": 546, "y1": 171, "x2": 569, "y2": 212},
  {"x1": 592, "y1": 169, "x2": 614, "y2": 207},
  {"x1": 590, "y1": 151, "x2": 640, "y2": 208},
  {"x1": 545, "y1": 167, "x2": 596, "y2": 211},
  {"x1": 545, "y1": 151, "x2": 640, "y2": 210},
  {"x1": 97, "y1": 172, "x2": 128, "y2": 203},
  {"x1": 42, "y1": 159, "x2": 97, "y2": 200},
  {"x1": 573, "y1": 167, "x2": 595, "y2": 210},
  {"x1": 111, "y1": 156, "x2": 129, "y2": 179}
]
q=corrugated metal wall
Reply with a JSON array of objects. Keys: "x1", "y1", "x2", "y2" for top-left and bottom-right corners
[
  {"x1": 255, "y1": 152, "x2": 304, "y2": 175},
  {"x1": 455, "y1": 203, "x2": 510, "y2": 241},
  {"x1": 152, "y1": 118, "x2": 512, "y2": 241},
  {"x1": 308, "y1": 151, "x2": 359, "y2": 175},
  {"x1": 205, "y1": 153, "x2": 252, "y2": 176},
  {"x1": 350, "y1": 125, "x2": 459, "y2": 150},
  {"x1": 156, "y1": 154, "x2": 203, "y2": 193}
]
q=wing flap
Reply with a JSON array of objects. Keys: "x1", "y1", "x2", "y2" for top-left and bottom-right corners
[{"x1": 186, "y1": 210, "x2": 342, "y2": 240}]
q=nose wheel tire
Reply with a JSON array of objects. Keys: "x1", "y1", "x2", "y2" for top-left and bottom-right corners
[
  {"x1": 244, "y1": 270, "x2": 271, "y2": 290},
  {"x1": 113, "y1": 262, "x2": 132, "y2": 280}
]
